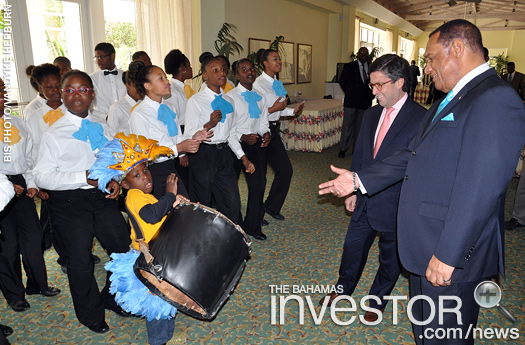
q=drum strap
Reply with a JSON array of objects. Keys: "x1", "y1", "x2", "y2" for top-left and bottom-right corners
[{"x1": 125, "y1": 204, "x2": 155, "y2": 265}]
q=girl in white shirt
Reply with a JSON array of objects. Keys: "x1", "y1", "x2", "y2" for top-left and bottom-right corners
[
  {"x1": 107, "y1": 63, "x2": 143, "y2": 135},
  {"x1": 33, "y1": 70, "x2": 131, "y2": 333},
  {"x1": 185, "y1": 56, "x2": 253, "y2": 225},
  {"x1": 226, "y1": 59, "x2": 270, "y2": 240},
  {"x1": 129, "y1": 63, "x2": 211, "y2": 199},
  {"x1": 253, "y1": 49, "x2": 304, "y2": 223}
]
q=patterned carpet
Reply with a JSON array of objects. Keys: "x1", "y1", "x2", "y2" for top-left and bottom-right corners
[{"x1": 3, "y1": 145, "x2": 524, "y2": 344}]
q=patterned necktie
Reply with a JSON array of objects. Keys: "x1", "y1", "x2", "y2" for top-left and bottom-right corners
[
  {"x1": 72, "y1": 119, "x2": 108, "y2": 151},
  {"x1": 361, "y1": 63, "x2": 369, "y2": 84},
  {"x1": 0, "y1": 117, "x2": 21, "y2": 145},
  {"x1": 241, "y1": 90, "x2": 263, "y2": 118},
  {"x1": 43, "y1": 108, "x2": 64, "y2": 126},
  {"x1": 211, "y1": 95, "x2": 234, "y2": 123},
  {"x1": 432, "y1": 90, "x2": 455, "y2": 122},
  {"x1": 272, "y1": 79, "x2": 287, "y2": 98},
  {"x1": 157, "y1": 104, "x2": 178, "y2": 137},
  {"x1": 373, "y1": 107, "x2": 395, "y2": 158}
]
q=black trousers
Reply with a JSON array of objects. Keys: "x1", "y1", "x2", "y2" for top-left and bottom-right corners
[
  {"x1": 233, "y1": 139, "x2": 268, "y2": 236},
  {"x1": 0, "y1": 175, "x2": 49, "y2": 304},
  {"x1": 47, "y1": 188, "x2": 130, "y2": 327},
  {"x1": 336, "y1": 205, "x2": 401, "y2": 310},
  {"x1": 188, "y1": 143, "x2": 241, "y2": 224},
  {"x1": 148, "y1": 158, "x2": 188, "y2": 200},
  {"x1": 410, "y1": 274, "x2": 483, "y2": 345},
  {"x1": 264, "y1": 124, "x2": 293, "y2": 214},
  {"x1": 339, "y1": 107, "x2": 366, "y2": 154}
]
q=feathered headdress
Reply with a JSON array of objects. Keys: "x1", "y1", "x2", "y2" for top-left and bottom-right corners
[{"x1": 88, "y1": 133, "x2": 173, "y2": 193}]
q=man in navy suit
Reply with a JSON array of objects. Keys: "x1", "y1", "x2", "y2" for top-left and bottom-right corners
[
  {"x1": 320, "y1": 20, "x2": 525, "y2": 344},
  {"x1": 338, "y1": 47, "x2": 374, "y2": 158},
  {"x1": 320, "y1": 55, "x2": 425, "y2": 323}
]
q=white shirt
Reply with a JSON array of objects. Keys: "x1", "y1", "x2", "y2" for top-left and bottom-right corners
[
  {"x1": 23, "y1": 95, "x2": 46, "y2": 121},
  {"x1": 33, "y1": 110, "x2": 115, "y2": 191},
  {"x1": 185, "y1": 86, "x2": 244, "y2": 159},
  {"x1": 164, "y1": 78, "x2": 188, "y2": 126},
  {"x1": 90, "y1": 68, "x2": 127, "y2": 123},
  {"x1": 26, "y1": 102, "x2": 67, "y2": 165},
  {"x1": 107, "y1": 94, "x2": 137, "y2": 135},
  {"x1": 0, "y1": 173, "x2": 14, "y2": 211},
  {"x1": 253, "y1": 72, "x2": 294, "y2": 122},
  {"x1": 129, "y1": 95, "x2": 183, "y2": 159},
  {"x1": 373, "y1": 93, "x2": 408, "y2": 146},
  {"x1": 225, "y1": 84, "x2": 270, "y2": 140},
  {"x1": 0, "y1": 115, "x2": 37, "y2": 190}
]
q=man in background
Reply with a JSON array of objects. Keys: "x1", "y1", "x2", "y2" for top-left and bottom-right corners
[
  {"x1": 337, "y1": 47, "x2": 374, "y2": 158},
  {"x1": 408, "y1": 60, "x2": 420, "y2": 100},
  {"x1": 502, "y1": 62, "x2": 525, "y2": 100}
]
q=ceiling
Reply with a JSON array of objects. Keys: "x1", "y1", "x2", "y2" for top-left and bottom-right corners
[{"x1": 371, "y1": 0, "x2": 525, "y2": 31}]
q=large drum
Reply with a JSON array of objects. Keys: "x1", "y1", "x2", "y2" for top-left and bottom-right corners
[{"x1": 133, "y1": 202, "x2": 251, "y2": 320}]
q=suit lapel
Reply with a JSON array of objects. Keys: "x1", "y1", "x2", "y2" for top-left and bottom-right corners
[
  {"x1": 374, "y1": 98, "x2": 414, "y2": 160},
  {"x1": 367, "y1": 107, "x2": 382, "y2": 160},
  {"x1": 418, "y1": 68, "x2": 497, "y2": 142}
]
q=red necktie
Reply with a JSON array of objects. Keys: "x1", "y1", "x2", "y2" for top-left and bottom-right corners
[{"x1": 373, "y1": 107, "x2": 395, "y2": 158}]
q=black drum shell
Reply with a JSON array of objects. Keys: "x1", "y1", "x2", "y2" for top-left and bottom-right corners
[{"x1": 133, "y1": 203, "x2": 251, "y2": 320}]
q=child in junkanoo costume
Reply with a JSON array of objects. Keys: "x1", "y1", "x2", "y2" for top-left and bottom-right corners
[{"x1": 89, "y1": 132, "x2": 187, "y2": 345}]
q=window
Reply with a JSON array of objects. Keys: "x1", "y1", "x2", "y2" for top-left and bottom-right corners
[
  {"x1": 359, "y1": 23, "x2": 384, "y2": 56},
  {"x1": 103, "y1": 0, "x2": 137, "y2": 70},
  {"x1": 399, "y1": 37, "x2": 415, "y2": 61},
  {"x1": 26, "y1": 0, "x2": 85, "y2": 70}
]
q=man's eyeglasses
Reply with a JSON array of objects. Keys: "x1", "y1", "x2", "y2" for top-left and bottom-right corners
[
  {"x1": 93, "y1": 54, "x2": 111, "y2": 61},
  {"x1": 368, "y1": 80, "x2": 393, "y2": 91},
  {"x1": 62, "y1": 87, "x2": 93, "y2": 96}
]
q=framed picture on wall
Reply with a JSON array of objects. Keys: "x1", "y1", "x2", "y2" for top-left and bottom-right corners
[
  {"x1": 279, "y1": 41, "x2": 295, "y2": 84},
  {"x1": 297, "y1": 43, "x2": 312, "y2": 84},
  {"x1": 249, "y1": 38, "x2": 271, "y2": 54}
]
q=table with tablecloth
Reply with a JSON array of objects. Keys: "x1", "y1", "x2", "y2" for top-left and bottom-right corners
[{"x1": 280, "y1": 98, "x2": 344, "y2": 152}]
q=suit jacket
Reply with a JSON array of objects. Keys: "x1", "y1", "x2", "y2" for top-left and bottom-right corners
[
  {"x1": 350, "y1": 97, "x2": 425, "y2": 232},
  {"x1": 358, "y1": 68, "x2": 525, "y2": 282},
  {"x1": 501, "y1": 71, "x2": 525, "y2": 100},
  {"x1": 409, "y1": 65, "x2": 421, "y2": 87},
  {"x1": 338, "y1": 61, "x2": 374, "y2": 109}
]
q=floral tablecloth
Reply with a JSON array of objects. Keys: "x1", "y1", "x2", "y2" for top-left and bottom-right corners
[{"x1": 280, "y1": 99, "x2": 344, "y2": 152}]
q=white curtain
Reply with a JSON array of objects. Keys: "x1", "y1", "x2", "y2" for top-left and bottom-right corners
[
  {"x1": 135, "y1": 0, "x2": 193, "y2": 70},
  {"x1": 385, "y1": 29, "x2": 393, "y2": 54},
  {"x1": 354, "y1": 17, "x2": 361, "y2": 54},
  {"x1": 406, "y1": 39, "x2": 415, "y2": 62}
]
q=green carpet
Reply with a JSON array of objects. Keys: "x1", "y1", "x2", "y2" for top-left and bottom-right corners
[{"x1": 3, "y1": 145, "x2": 524, "y2": 344}]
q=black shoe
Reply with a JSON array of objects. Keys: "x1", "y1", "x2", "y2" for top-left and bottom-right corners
[
  {"x1": 338, "y1": 151, "x2": 345, "y2": 158},
  {"x1": 93, "y1": 255, "x2": 101, "y2": 264},
  {"x1": 505, "y1": 218, "x2": 524, "y2": 230},
  {"x1": 261, "y1": 219, "x2": 269, "y2": 226},
  {"x1": 265, "y1": 206, "x2": 285, "y2": 221},
  {"x1": 252, "y1": 233, "x2": 267, "y2": 241},
  {"x1": 106, "y1": 305, "x2": 132, "y2": 318},
  {"x1": 9, "y1": 299, "x2": 30, "y2": 312},
  {"x1": 26, "y1": 286, "x2": 61, "y2": 297},
  {"x1": 88, "y1": 321, "x2": 109, "y2": 334},
  {"x1": 0, "y1": 324, "x2": 13, "y2": 337}
]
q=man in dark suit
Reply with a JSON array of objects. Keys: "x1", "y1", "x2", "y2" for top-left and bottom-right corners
[
  {"x1": 409, "y1": 60, "x2": 420, "y2": 100},
  {"x1": 320, "y1": 55, "x2": 426, "y2": 322},
  {"x1": 501, "y1": 62, "x2": 525, "y2": 100},
  {"x1": 337, "y1": 47, "x2": 374, "y2": 158},
  {"x1": 320, "y1": 20, "x2": 525, "y2": 344}
]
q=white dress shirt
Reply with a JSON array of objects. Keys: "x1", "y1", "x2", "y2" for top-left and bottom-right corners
[
  {"x1": 0, "y1": 173, "x2": 14, "y2": 211},
  {"x1": 163, "y1": 78, "x2": 188, "y2": 126},
  {"x1": 185, "y1": 86, "x2": 244, "y2": 159},
  {"x1": 26, "y1": 102, "x2": 67, "y2": 165},
  {"x1": 129, "y1": 95, "x2": 183, "y2": 160},
  {"x1": 107, "y1": 94, "x2": 138, "y2": 135},
  {"x1": 225, "y1": 84, "x2": 270, "y2": 141},
  {"x1": 90, "y1": 68, "x2": 127, "y2": 124},
  {"x1": 0, "y1": 115, "x2": 37, "y2": 190},
  {"x1": 253, "y1": 72, "x2": 294, "y2": 122},
  {"x1": 22, "y1": 95, "x2": 46, "y2": 121},
  {"x1": 33, "y1": 110, "x2": 115, "y2": 191}
]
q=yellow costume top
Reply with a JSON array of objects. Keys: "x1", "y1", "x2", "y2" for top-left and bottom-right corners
[{"x1": 126, "y1": 188, "x2": 169, "y2": 250}]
